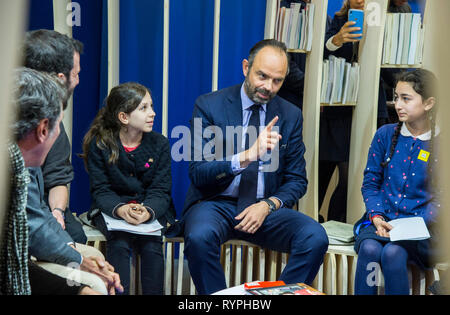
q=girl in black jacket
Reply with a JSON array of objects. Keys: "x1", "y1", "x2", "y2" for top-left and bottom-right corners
[{"x1": 82, "y1": 82, "x2": 175, "y2": 295}]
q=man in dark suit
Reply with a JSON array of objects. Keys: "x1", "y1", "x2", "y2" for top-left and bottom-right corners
[{"x1": 182, "y1": 39, "x2": 328, "y2": 295}]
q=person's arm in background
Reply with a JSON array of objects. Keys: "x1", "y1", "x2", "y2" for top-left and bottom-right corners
[
  {"x1": 327, "y1": 20, "x2": 361, "y2": 51},
  {"x1": 41, "y1": 123, "x2": 73, "y2": 228},
  {"x1": 48, "y1": 185, "x2": 69, "y2": 229}
]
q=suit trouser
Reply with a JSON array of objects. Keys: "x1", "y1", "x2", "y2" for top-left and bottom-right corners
[
  {"x1": 183, "y1": 199, "x2": 329, "y2": 295},
  {"x1": 33, "y1": 243, "x2": 108, "y2": 295}
]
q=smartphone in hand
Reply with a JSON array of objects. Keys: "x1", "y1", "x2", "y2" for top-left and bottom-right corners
[{"x1": 348, "y1": 9, "x2": 364, "y2": 40}]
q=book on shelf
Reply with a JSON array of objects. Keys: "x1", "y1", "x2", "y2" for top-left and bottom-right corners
[
  {"x1": 395, "y1": 13, "x2": 405, "y2": 64},
  {"x1": 274, "y1": 3, "x2": 315, "y2": 51},
  {"x1": 383, "y1": 13, "x2": 423, "y2": 66},
  {"x1": 245, "y1": 281, "x2": 325, "y2": 295},
  {"x1": 321, "y1": 55, "x2": 359, "y2": 105}
]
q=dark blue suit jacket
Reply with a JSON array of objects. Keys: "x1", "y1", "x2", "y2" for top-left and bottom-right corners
[{"x1": 182, "y1": 84, "x2": 308, "y2": 215}]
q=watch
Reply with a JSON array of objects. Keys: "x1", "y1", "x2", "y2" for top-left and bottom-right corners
[
  {"x1": 261, "y1": 198, "x2": 277, "y2": 213},
  {"x1": 53, "y1": 207, "x2": 65, "y2": 219}
]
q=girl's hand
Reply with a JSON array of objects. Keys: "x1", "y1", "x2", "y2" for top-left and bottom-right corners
[
  {"x1": 373, "y1": 217, "x2": 393, "y2": 238},
  {"x1": 332, "y1": 21, "x2": 362, "y2": 47},
  {"x1": 116, "y1": 204, "x2": 140, "y2": 225},
  {"x1": 128, "y1": 204, "x2": 151, "y2": 224}
]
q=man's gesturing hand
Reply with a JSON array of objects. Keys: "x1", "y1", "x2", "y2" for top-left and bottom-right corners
[{"x1": 240, "y1": 116, "x2": 282, "y2": 168}]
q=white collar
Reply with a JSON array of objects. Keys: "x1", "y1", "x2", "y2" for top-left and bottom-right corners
[{"x1": 400, "y1": 123, "x2": 440, "y2": 141}]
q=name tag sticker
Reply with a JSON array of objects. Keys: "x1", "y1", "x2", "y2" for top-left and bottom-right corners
[{"x1": 417, "y1": 150, "x2": 430, "y2": 162}]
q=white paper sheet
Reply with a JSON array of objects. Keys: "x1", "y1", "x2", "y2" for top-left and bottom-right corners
[
  {"x1": 388, "y1": 217, "x2": 430, "y2": 242},
  {"x1": 102, "y1": 213, "x2": 163, "y2": 236}
]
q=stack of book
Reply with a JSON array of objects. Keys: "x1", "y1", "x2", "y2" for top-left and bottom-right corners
[
  {"x1": 382, "y1": 13, "x2": 424, "y2": 66},
  {"x1": 321, "y1": 220, "x2": 355, "y2": 246},
  {"x1": 321, "y1": 55, "x2": 360, "y2": 105},
  {"x1": 273, "y1": 1, "x2": 315, "y2": 51}
]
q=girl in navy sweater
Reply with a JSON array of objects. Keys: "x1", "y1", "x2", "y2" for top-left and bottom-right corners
[
  {"x1": 82, "y1": 83, "x2": 175, "y2": 294},
  {"x1": 354, "y1": 69, "x2": 440, "y2": 295}
]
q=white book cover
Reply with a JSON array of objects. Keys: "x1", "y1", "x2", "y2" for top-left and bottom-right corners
[
  {"x1": 102, "y1": 213, "x2": 163, "y2": 236},
  {"x1": 401, "y1": 13, "x2": 413, "y2": 64},
  {"x1": 306, "y1": 3, "x2": 315, "y2": 51},
  {"x1": 389, "y1": 14, "x2": 400, "y2": 65},
  {"x1": 326, "y1": 56, "x2": 335, "y2": 103},
  {"x1": 337, "y1": 58, "x2": 346, "y2": 103},
  {"x1": 274, "y1": 1, "x2": 281, "y2": 39},
  {"x1": 396, "y1": 13, "x2": 405, "y2": 64},
  {"x1": 289, "y1": 3, "x2": 301, "y2": 49},
  {"x1": 383, "y1": 14, "x2": 393, "y2": 64},
  {"x1": 342, "y1": 63, "x2": 351, "y2": 104},
  {"x1": 352, "y1": 63, "x2": 360, "y2": 103},
  {"x1": 294, "y1": 3, "x2": 303, "y2": 49},
  {"x1": 297, "y1": 11, "x2": 303, "y2": 49},
  {"x1": 321, "y1": 60, "x2": 329, "y2": 103},
  {"x1": 300, "y1": 9, "x2": 307, "y2": 49},
  {"x1": 274, "y1": 7, "x2": 280, "y2": 40},
  {"x1": 388, "y1": 217, "x2": 430, "y2": 242},
  {"x1": 349, "y1": 66, "x2": 356, "y2": 103},
  {"x1": 334, "y1": 57, "x2": 344, "y2": 104},
  {"x1": 278, "y1": 7, "x2": 286, "y2": 42},
  {"x1": 283, "y1": 8, "x2": 292, "y2": 46},
  {"x1": 346, "y1": 68, "x2": 355, "y2": 104},
  {"x1": 408, "y1": 14, "x2": 421, "y2": 64},
  {"x1": 330, "y1": 56, "x2": 340, "y2": 104},
  {"x1": 416, "y1": 24, "x2": 425, "y2": 64}
]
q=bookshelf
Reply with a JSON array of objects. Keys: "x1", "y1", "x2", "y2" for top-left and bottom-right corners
[
  {"x1": 347, "y1": 0, "x2": 389, "y2": 224},
  {"x1": 380, "y1": 64, "x2": 423, "y2": 68},
  {"x1": 265, "y1": 0, "x2": 432, "y2": 224},
  {"x1": 381, "y1": 12, "x2": 425, "y2": 69},
  {"x1": 265, "y1": 0, "x2": 329, "y2": 221},
  {"x1": 321, "y1": 103, "x2": 356, "y2": 107},
  {"x1": 287, "y1": 49, "x2": 308, "y2": 53}
]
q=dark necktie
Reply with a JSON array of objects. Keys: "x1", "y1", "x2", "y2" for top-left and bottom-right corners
[{"x1": 237, "y1": 104, "x2": 261, "y2": 212}]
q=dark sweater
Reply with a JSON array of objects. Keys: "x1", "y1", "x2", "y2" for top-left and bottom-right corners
[
  {"x1": 86, "y1": 131, "x2": 176, "y2": 234},
  {"x1": 41, "y1": 122, "x2": 74, "y2": 203}
]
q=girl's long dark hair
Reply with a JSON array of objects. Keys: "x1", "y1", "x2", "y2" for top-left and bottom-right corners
[
  {"x1": 381, "y1": 69, "x2": 437, "y2": 170},
  {"x1": 81, "y1": 82, "x2": 151, "y2": 166}
]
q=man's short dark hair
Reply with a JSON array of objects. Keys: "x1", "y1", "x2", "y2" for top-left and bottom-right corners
[
  {"x1": 248, "y1": 39, "x2": 290, "y2": 75},
  {"x1": 12, "y1": 68, "x2": 66, "y2": 142},
  {"x1": 23, "y1": 29, "x2": 83, "y2": 79}
]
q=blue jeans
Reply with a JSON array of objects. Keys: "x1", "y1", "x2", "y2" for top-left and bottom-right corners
[
  {"x1": 106, "y1": 232, "x2": 164, "y2": 295},
  {"x1": 183, "y1": 199, "x2": 329, "y2": 295}
]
